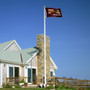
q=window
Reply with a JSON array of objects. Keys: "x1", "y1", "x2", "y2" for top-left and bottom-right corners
[
  {"x1": 50, "y1": 71, "x2": 53, "y2": 77},
  {"x1": 9, "y1": 67, "x2": 13, "y2": 77},
  {"x1": 9, "y1": 66, "x2": 19, "y2": 77},
  {"x1": 28, "y1": 69, "x2": 31, "y2": 83}
]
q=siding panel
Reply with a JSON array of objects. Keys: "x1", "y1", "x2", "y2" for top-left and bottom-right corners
[{"x1": 0, "y1": 63, "x2": 1, "y2": 86}]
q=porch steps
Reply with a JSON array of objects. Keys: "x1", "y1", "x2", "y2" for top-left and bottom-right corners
[{"x1": 27, "y1": 84, "x2": 38, "y2": 88}]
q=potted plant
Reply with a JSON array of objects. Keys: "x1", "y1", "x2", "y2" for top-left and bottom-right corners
[
  {"x1": 24, "y1": 82, "x2": 28, "y2": 87},
  {"x1": 19, "y1": 80, "x2": 25, "y2": 86}
]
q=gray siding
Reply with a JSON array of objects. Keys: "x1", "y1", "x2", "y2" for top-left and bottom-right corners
[
  {"x1": 0, "y1": 63, "x2": 1, "y2": 86},
  {"x1": 6, "y1": 42, "x2": 19, "y2": 51},
  {"x1": 2, "y1": 63, "x2": 7, "y2": 85}
]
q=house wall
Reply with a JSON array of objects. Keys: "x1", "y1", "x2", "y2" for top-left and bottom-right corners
[
  {"x1": 50, "y1": 61, "x2": 55, "y2": 70},
  {"x1": 0, "y1": 56, "x2": 37, "y2": 86},
  {"x1": 2, "y1": 63, "x2": 7, "y2": 85},
  {"x1": 24, "y1": 56, "x2": 37, "y2": 77},
  {"x1": 6, "y1": 64, "x2": 20, "y2": 77},
  {"x1": 0, "y1": 63, "x2": 1, "y2": 86},
  {"x1": 29, "y1": 56, "x2": 37, "y2": 68},
  {"x1": 0, "y1": 63, "x2": 21, "y2": 85},
  {"x1": 5, "y1": 42, "x2": 20, "y2": 51},
  {"x1": 20, "y1": 66, "x2": 24, "y2": 77},
  {"x1": 50, "y1": 62, "x2": 55, "y2": 76}
]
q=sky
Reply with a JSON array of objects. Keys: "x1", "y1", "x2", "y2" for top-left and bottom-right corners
[{"x1": 0, "y1": 0, "x2": 90, "y2": 80}]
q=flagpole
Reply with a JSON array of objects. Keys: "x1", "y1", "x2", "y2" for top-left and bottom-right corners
[{"x1": 44, "y1": 5, "x2": 46, "y2": 85}]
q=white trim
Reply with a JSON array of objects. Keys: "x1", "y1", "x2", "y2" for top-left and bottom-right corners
[
  {"x1": 3, "y1": 40, "x2": 21, "y2": 50},
  {"x1": 0, "y1": 63, "x2": 1, "y2": 87},
  {"x1": 14, "y1": 40, "x2": 21, "y2": 50},
  {"x1": 50, "y1": 69, "x2": 55, "y2": 76},
  {"x1": 27, "y1": 67, "x2": 37, "y2": 84},
  {"x1": 24, "y1": 66, "x2": 37, "y2": 84},
  {"x1": 26, "y1": 52, "x2": 38, "y2": 63},
  {"x1": 27, "y1": 66, "x2": 37, "y2": 69},
  {"x1": 50, "y1": 57, "x2": 58, "y2": 70},
  {"x1": 0, "y1": 63, "x2": 2, "y2": 86},
  {"x1": 7, "y1": 64, "x2": 20, "y2": 77}
]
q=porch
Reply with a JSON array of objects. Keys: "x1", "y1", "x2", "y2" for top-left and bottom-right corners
[
  {"x1": 5, "y1": 77, "x2": 90, "y2": 88},
  {"x1": 5, "y1": 77, "x2": 55, "y2": 85}
]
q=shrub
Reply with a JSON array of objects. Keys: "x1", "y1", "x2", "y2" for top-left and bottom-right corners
[
  {"x1": 24, "y1": 82, "x2": 28, "y2": 86},
  {"x1": 55, "y1": 84, "x2": 61, "y2": 88},
  {"x1": 6, "y1": 84, "x2": 12, "y2": 88},
  {"x1": 46, "y1": 85, "x2": 54, "y2": 89},
  {"x1": 19, "y1": 80, "x2": 25, "y2": 83},
  {"x1": 14, "y1": 85, "x2": 20, "y2": 88},
  {"x1": 2, "y1": 84, "x2": 7, "y2": 88}
]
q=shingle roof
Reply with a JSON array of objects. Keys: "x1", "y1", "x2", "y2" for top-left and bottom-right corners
[
  {"x1": 0, "y1": 40, "x2": 39, "y2": 64},
  {"x1": 0, "y1": 40, "x2": 13, "y2": 50}
]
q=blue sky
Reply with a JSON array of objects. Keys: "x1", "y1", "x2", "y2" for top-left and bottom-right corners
[{"x1": 0, "y1": 0, "x2": 90, "y2": 80}]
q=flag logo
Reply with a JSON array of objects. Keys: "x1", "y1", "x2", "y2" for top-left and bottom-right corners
[{"x1": 46, "y1": 8, "x2": 62, "y2": 17}]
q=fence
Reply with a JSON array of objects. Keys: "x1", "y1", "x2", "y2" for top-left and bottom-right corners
[
  {"x1": 55, "y1": 77, "x2": 90, "y2": 87},
  {"x1": 6, "y1": 77, "x2": 90, "y2": 87},
  {"x1": 6, "y1": 77, "x2": 28, "y2": 85},
  {"x1": 36, "y1": 77, "x2": 55, "y2": 85},
  {"x1": 36, "y1": 77, "x2": 90, "y2": 88}
]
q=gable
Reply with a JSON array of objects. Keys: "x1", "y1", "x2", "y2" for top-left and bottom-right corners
[
  {"x1": 50, "y1": 57, "x2": 57, "y2": 70},
  {"x1": 0, "y1": 40, "x2": 13, "y2": 50},
  {"x1": 5, "y1": 42, "x2": 19, "y2": 51},
  {"x1": 4, "y1": 40, "x2": 21, "y2": 51}
]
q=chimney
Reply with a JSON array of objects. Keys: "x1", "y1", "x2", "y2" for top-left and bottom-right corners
[{"x1": 37, "y1": 34, "x2": 50, "y2": 77}]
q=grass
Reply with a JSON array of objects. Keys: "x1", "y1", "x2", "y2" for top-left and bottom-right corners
[
  {"x1": 0, "y1": 88, "x2": 51, "y2": 90},
  {"x1": 0, "y1": 89, "x2": 73, "y2": 90},
  {"x1": 0, "y1": 88, "x2": 90, "y2": 90}
]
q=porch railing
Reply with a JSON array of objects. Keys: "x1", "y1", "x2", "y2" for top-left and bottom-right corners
[
  {"x1": 6, "y1": 77, "x2": 90, "y2": 87},
  {"x1": 36, "y1": 77, "x2": 55, "y2": 85},
  {"x1": 55, "y1": 77, "x2": 90, "y2": 87},
  {"x1": 36, "y1": 77, "x2": 90, "y2": 87},
  {"x1": 6, "y1": 77, "x2": 28, "y2": 85}
]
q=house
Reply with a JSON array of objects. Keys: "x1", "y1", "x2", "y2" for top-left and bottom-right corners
[{"x1": 0, "y1": 34, "x2": 57, "y2": 87}]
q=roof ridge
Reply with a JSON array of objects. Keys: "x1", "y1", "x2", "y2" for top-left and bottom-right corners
[
  {"x1": 22, "y1": 46, "x2": 37, "y2": 50},
  {"x1": 0, "y1": 40, "x2": 14, "y2": 44}
]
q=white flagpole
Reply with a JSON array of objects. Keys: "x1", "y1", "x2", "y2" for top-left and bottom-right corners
[{"x1": 44, "y1": 5, "x2": 46, "y2": 85}]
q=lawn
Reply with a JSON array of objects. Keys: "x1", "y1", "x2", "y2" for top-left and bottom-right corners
[
  {"x1": 0, "y1": 89, "x2": 73, "y2": 90},
  {"x1": 0, "y1": 88, "x2": 90, "y2": 90},
  {"x1": 0, "y1": 88, "x2": 46, "y2": 90}
]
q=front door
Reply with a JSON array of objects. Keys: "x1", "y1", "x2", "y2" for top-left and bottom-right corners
[
  {"x1": 28, "y1": 68, "x2": 36, "y2": 84},
  {"x1": 15, "y1": 67, "x2": 19, "y2": 84},
  {"x1": 33, "y1": 69, "x2": 36, "y2": 84},
  {"x1": 28, "y1": 69, "x2": 31, "y2": 83},
  {"x1": 15, "y1": 67, "x2": 19, "y2": 77}
]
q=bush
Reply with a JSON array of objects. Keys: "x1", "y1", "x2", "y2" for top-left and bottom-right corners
[
  {"x1": 5, "y1": 84, "x2": 12, "y2": 88},
  {"x1": 55, "y1": 84, "x2": 61, "y2": 88},
  {"x1": 46, "y1": 85, "x2": 54, "y2": 89},
  {"x1": 24, "y1": 82, "x2": 28, "y2": 86},
  {"x1": 55, "y1": 84, "x2": 72, "y2": 89},
  {"x1": 3, "y1": 84, "x2": 7, "y2": 88},
  {"x1": 19, "y1": 80, "x2": 25, "y2": 83},
  {"x1": 14, "y1": 85, "x2": 20, "y2": 88}
]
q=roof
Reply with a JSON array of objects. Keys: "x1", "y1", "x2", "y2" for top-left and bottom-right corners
[
  {"x1": 0, "y1": 40, "x2": 57, "y2": 69},
  {"x1": 0, "y1": 40, "x2": 39, "y2": 64},
  {"x1": 0, "y1": 40, "x2": 13, "y2": 50}
]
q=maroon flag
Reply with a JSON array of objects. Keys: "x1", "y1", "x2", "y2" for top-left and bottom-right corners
[{"x1": 46, "y1": 8, "x2": 62, "y2": 17}]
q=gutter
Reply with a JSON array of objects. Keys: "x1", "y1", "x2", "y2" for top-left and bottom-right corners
[{"x1": 0, "y1": 59, "x2": 27, "y2": 66}]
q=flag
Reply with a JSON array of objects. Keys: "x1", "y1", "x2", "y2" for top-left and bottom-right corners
[{"x1": 46, "y1": 8, "x2": 62, "y2": 17}]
